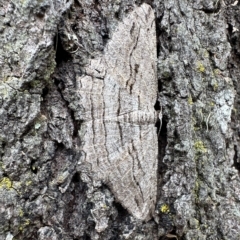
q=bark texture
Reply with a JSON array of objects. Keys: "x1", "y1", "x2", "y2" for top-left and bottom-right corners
[{"x1": 0, "y1": 0, "x2": 240, "y2": 239}]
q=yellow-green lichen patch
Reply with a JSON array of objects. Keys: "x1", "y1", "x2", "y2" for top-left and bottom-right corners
[
  {"x1": 19, "y1": 209, "x2": 24, "y2": 217},
  {"x1": 19, "y1": 219, "x2": 30, "y2": 232},
  {"x1": 210, "y1": 102, "x2": 215, "y2": 107},
  {"x1": 193, "y1": 179, "x2": 200, "y2": 199},
  {"x1": 193, "y1": 126, "x2": 200, "y2": 131},
  {"x1": 203, "y1": 50, "x2": 209, "y2": 58},
  {"x1": 160, "y1": 204, "x2": 170, "y2": 213},
  {"x1": 0, "y1": 177, "x2": 12, "y2": 189},
  {"x1": 102, "y1": 204, "x2": 108, "y2": 210},
  {"x1": 196, "y1": 62, "x2": 205, "y2": 73},
  {"x1": 25, "y1": 180, "x2": 32, "y2": 186},
  {"x1": 213, "y1": 68, "x2": 220, "y2": 76},
  {"x1": 188, "y1": 96, "x2": 193, "y2": 105},
  {"x1": 213, "y1": 82, "x2": 218, "y2": 91},
  {"x1": 24, "y1": 219, "x2": 30, "y2": 226},
  {"x1": 194, "y1": 141, "x2": 207, "y2": 153},
  {"x1": 31, "y1": 165, "x2": 37, "y2": 172}
]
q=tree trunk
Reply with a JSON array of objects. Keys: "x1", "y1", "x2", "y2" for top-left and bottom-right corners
[{"x1": 0, "y1": 0, "x2": 240, "y2": 239}]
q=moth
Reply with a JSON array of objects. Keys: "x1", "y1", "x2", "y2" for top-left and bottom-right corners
[{"x1": 78, "y1": 3, "x2": 158, "y2": 221}]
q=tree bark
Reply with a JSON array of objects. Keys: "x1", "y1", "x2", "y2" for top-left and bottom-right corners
[{"x1": 0, "y1": 0, "x2": 240, "y2": 239}]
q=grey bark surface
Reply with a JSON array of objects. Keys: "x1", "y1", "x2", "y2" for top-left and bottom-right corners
[{"x1": 0, "y1": 0, "x2": 240, "y2": 239}]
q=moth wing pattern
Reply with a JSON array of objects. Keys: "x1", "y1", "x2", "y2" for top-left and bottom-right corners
[{"x1": 78, "y1": 3, "x2": 158, "y2": 221}]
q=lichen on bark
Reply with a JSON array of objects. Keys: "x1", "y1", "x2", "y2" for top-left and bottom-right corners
[{"x1": 1, "y1": 0, "x2": 240, "y2": 239}]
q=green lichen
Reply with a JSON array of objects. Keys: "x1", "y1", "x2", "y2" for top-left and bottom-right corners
[
  {"x1": 194, "y1": 126, "x2": 200, "y2": 131},
  {"x1": 210, "y1": 102, "x2": 215, "y2": 107},
  {"x1": 194, "y1": 141, "x2": 207, "y2": 153},
  {"x1": 160, "y1": 204, "x2": 170, "y2": 213},
  {"x1": 24, "y1": 219, "x2": 30, "y2": 226},
  {"x1": 102, "y1": 204, "x2": 108, "y2": 209},
  {"x1": 19, "y1": 209, "x2": 24, "y2": 217},
  {"x1": 213, "y1": 68, "x2": 220, "y2": 75},
  {"x1": 25, "y1": 180, "x2": 32, "y2": 186},
  {"x1": 19, "y1": 219, "x2": 30, "y2": 232},
  {"x1": 204, "y1": 50, "x2": 209, "y2": 58},
  {"x1": 195, "y1": 181, "x2": 199, "y2": 191},
  {"x1": 188, "y1": 96, "x2": 193, "y2": 105},
  {"x1": 31, "y1": 165, "x2": 37, "y2": 171},
  {"x1": 0, "y1": 177, "x2": 12, "y2": 189},
  {"x1": 213, "y1": 82, "x2": 218, "y2": 91},
  {"x1": 196, "y1": 62, "x2": 205, "y2": 73}
]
